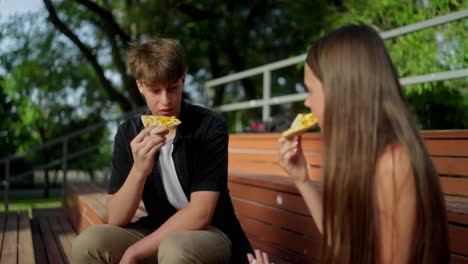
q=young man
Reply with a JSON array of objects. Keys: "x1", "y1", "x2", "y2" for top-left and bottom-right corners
[{"x1": 72, "y1": 38, "x2": 253, "y2": 263}]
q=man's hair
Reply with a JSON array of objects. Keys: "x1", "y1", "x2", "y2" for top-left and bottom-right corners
[{"x1": 127, "y1": 38, "x2": 186, "y2": 85}]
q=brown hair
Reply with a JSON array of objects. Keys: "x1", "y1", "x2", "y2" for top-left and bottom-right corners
[
  {"x1": 306, "y1": 25, "x2": 449, "y2": 264},
  {"x1": 127, "y1": 38, "x2": 186, "y2": 85}
]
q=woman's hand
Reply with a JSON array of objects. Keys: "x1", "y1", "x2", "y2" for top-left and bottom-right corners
[
  {"x1": 278, "y1": 135, "x2": 309, "y2": 183},
  {"x1": 130, "y1": 126, "x2": 168, "y2": 177},
  {"x1": 247, "y1": 249, "x2": 271, "y2": 264}
]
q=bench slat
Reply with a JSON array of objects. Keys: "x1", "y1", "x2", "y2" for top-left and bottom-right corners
[
  {"x1": 232, "y1": 198, "x2": 319, "y2": 237},
  {"x1": 449, "y1": 225, "x2": 468, "y2": 256},
  {"x1": 57, "y1": 214, "x2": 78, "y2": 259},
  {"x1": 425, "y1": 140, "x2": 468, "y2": 156},
  {"x1": 229, "y1": 152, "x2": 322, "y2": 166},
  {"x1": 230, "y1": 162, "x2": 323, "y2": 180},
  {"x1": 50, "y1": 215, "x2": 72, "y2": 264},
  {"x1": 238, "y1": 215, "x2": 321, "y2": 258},
  {"x1": 422, "y1": 130, "x2": 468, "y2": 139},
  {"x1": 2, "y1": 212, "x2": 18, "y2": 263},
  {"x1": 230, "y1": 135, "x2": 322, "y2": 151},
  {"x1": 18, "y1": 212, "x2": 35, "y2": 264},
  {"x1": 452, "y1": 254, "x2": 468, "y2": 264},
  {"x1": 446, "y1": 197, "x2": 468, "y2": 225},
  {"x1": 441, "y1": 177, "x2": 468, "y2": 196},
  {"x1": 38, "y1": 216, "x2": 65, "y2": 263},
  {"x1": 31, "y1": 218, "x2": 48, "y2": 264},
  {"x1": 249, "y1": 236, "x2": 313, "y2": 264},
  {"x1": 229, "y1": 181, "x2": 311, "y2": 216},
  {"x1": 433, "y1": 157, "x2": 468, "y2": 176},
  {"x1": 0, "y1": 213, "x2": 5, "y2": 262},
  {"x1": 73, "y1": 185, "x2": 108, "y2": 221}
]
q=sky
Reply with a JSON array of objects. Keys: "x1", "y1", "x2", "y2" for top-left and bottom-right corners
[{"x1": 0, "y1": 0, "x2": 43, "y2": 20}]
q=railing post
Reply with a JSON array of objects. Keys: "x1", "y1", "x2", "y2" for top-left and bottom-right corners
[
  {"x1": 62, "y1": 139, "x2": 68, "y2": 201},
  {"x1": 263, "y1": 70, "x2": 271, "y2": 122},
  {"x1": 203, "y1": 84, "x2": 209, "y2": 107},
  {"x1": 3, "y1": 160, "x2": 9, "y2": 213}
]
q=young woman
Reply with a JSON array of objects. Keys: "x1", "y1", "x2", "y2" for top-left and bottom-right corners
[{"x1": 248, "y1": 24, "x2": 450, "y2": 264}]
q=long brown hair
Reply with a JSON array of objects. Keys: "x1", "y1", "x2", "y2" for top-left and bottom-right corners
[{"x1": 306, "y1": 25, "x2": 450, "y2": 263}]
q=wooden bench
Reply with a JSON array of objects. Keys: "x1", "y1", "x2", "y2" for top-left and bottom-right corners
[
  {"x1": 228, "y1": 131, "x2": 468, "y2": 263},
  {"x1": 0, "y1": 211, "x2": 35, "y2": 263},
  {"x1": 0, "y1": 208, "x2": 76, "y2": 264},
  {"x1": 31, "y1": 208, "x2": 77, "y2": 264},
  {"x1": 63, "y1": 131, "x2": 468, "y2": 263},
  {"x1": 64, "y1": 183, "x2": 147, "y2": 233}
]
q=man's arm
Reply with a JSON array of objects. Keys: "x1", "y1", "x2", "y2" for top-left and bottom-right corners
[
  {"x1": 122, "y1": 191, "x2": 219, "y2": 261},
  {"x1": 121, "y1": 117, "x2": 229, "y2": 263},
  {"x1": 107, "y1": 126, "x2": 167, "y2": 226},
  {"x1": 106, "y1": 167, "x2": 148, "y2": 226}
]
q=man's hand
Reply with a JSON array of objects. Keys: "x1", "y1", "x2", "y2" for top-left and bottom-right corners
[
  {"x1": 130, "y1": 126, "x2": 168, "y2": 177},
  {"x1": 119, "y1": 246, "x2": 141, "y2": 264}
]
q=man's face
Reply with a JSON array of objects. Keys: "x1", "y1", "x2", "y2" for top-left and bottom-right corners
[{"x1": 137, "y1": 76, "x2": 184, "y2": 117}]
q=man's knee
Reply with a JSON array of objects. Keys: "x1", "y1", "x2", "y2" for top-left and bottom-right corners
[
  {"x1": 158, "y1": 232, "x2": 192, "y2": 263},
  {"x1": 158, "y1": 231, "x2": 231, "y2": 264},
  {"x1": 72, "y1": 225, "x2": 115, "y2": 263}
]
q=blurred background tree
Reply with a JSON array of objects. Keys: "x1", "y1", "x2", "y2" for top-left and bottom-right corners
[{"x1": 0, "y1": 0, "x2": 466, "y2": 191}]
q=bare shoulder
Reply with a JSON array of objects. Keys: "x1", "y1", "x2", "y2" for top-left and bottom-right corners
[
  {"x1": 375, "y1": 143, "x2": 417, "y2": 215},
  {"x1": 375, "y1": 144, "x2": 418, "y2": 263},
  {"x1": 375, "y1": 144, "x2": 414, "y2": 194}
]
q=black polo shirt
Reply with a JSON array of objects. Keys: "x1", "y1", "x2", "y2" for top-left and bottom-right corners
[{"x1": 107, "y1": 101, "x2": 253, "y2": 263}]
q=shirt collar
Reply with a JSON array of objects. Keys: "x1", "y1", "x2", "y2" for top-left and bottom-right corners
[{"x1": 174, "y1": 101, "x2": 193, "y2": 143}]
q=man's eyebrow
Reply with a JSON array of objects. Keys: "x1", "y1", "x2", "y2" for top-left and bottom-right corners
[{"x1": 169, "y1": 82, "x2": 181, "y2": 88}]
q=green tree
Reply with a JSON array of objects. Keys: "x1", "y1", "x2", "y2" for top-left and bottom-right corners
[
  {"x1": 334, "y1": 0, "x2": 468, "y2": 129},
  {"x1": 1, "y1": 0, "x2": 466, "y2": 188},
  {"x1": 1, "y1": 13, "x2": 110, "y2": 195}
]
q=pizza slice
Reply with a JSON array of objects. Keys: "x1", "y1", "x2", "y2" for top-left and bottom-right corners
[
  {"x1": 141, "y1": 115, "x2": 182, "y2": 129},
  {"x1": 281, "y1": 113, "x2": 318, "y2": 138}
]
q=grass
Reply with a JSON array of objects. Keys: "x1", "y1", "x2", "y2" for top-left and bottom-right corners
[{"x1": 0, "y1": 196, "x2": 62, "y2": 218}]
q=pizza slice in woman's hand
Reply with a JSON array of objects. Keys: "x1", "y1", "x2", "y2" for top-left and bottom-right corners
[{"x1": 281, "y1": 113, "x2": 318, "y2": 139}]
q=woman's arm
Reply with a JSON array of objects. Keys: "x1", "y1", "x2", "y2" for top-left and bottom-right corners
[
  {"x1": 295, "y1": 179, "x2": 323, "y2": 234},
  {"x1": 375, "y1": 144, "x2": 417, "y2": 264},
  {"x1": 278, "y1": 135, "x2": 323, "y2": 233}
]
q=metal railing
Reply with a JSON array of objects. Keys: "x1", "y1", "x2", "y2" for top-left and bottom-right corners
[
  {"x1": 205, "y1": 9, "x2": 468, "y2": 122},
  {"x1": 2, "y1": 10, "x2": 467, "y2": 213},
  {"x1": 0, "y1": 107, "x2": 145, "y2": 212}
]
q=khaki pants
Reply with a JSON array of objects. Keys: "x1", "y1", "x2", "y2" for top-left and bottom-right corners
[{"x1": 72, "y1": 222, "x2": 232, "y2": 264}]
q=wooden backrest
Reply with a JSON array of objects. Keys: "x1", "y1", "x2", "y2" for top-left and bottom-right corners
[
  {"x1": 228, "y1": 130, "x2": 468, "y2": 263},
  {"x1": 229, "y1": 131, "x2": 468, "y2": 196}
]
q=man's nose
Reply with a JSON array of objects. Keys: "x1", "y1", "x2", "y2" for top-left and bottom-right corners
[{"x1": 161, "y1": 90, "x2": 171, "y2": 104}]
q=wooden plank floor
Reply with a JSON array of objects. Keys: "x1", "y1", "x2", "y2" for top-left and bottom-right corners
[
  {"x1": 31, "y1": 208, "x2": 77, "y2": 264},
  {"x1": 0, "y1": 211, "x2": 35, "y2": 264},
  {"x1": 0, "y1": 208, "x2": 77, "y2": 264}
]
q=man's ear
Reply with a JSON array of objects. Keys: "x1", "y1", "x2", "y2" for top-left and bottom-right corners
[
  {"x1": 136, "y1": 81, "x2": 143, "y2": 93},
  {"x1": 181, "y1": 74, "x2": 186, "y2": 85}
]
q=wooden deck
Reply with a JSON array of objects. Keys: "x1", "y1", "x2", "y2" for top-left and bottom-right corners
[
  {"x1": 0, "y1": 211, "x2": 34, "y2": 263},
  {"x1": 0, "y1": 208, "x2": 77, "y2": 264}
]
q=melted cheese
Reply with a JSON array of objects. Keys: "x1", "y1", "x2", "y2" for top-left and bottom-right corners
[{"x1": 141, "y1": 115, "x2": 181, "y2": 128}]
